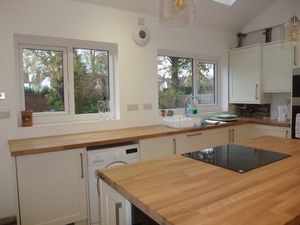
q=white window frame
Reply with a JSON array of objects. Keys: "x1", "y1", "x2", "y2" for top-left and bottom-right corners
[
  {"x1": 194, "y1": 59, "x2": 218, "y2": 108},
  {"x1": 18, "y1": 44, "x2": 69, "y2": 117},
  {"x1": 15, "y1": 34, "x2": 119, "y2": 125},
  {"x1": 157, "y1": 49, "x2": 220, "y2": 114}
]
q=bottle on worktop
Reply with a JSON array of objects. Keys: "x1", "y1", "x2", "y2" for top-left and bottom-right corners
[{"x1": 187, "y1": 104, "x2": 193, "y2": 117}]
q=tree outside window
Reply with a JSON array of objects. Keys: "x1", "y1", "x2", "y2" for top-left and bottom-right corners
[
  {"x1": 22, "y1": 48, "x2": 65, "y2": 113},
  {"x1": 157, "y1": 55, "x2": 216, "y2": 110},
  {"x1": 73, "y1": 48, "x2": 110, "y2": 114}
]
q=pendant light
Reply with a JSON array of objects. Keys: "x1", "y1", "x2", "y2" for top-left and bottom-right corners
[
  {"x1": 288, "y1": 0, "x2": 299, "y2": 41},
  {"x1": 160, "y1": 0, "x2": 197, "y2": 27}
]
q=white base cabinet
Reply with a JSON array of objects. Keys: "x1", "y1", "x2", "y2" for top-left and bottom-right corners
[
  {"x1": 139, "y1": 136, "x2": 175, "y2": 160},
  {"x1": 139, "y1": 124, "x2": 290, "y2": 161},
  {"x1": 100, "y1": 179, "x2": 131, "y2": 225},
  {"x1": 16, "y1": 149, "x2": 88, "y2": 225},
  {"x1": 139, "y1": 125, "x2": 252, "y2": 160},
  {"x1": 210, "y1": 125, "x2": 251, "y2": 147},
  {"x1": 210, "y1": 127, "x2": 232, "y2": 146},
  {"x1": 176, "y1": 130, "x2": 211, "y2": 154},
  {"x1": 249, "y1": 124, "x2": 290, "y2": 139}
]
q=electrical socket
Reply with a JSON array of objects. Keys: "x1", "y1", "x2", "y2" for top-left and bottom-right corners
[
  {"x1": 127, "y1": 104, "x2": 139, "y2": 112},
  {"x1": 143, "y1": 103, "x2": 152, "y2": 110},
  {"x1": 0, "y1": 92, "x2": 5, "y2": 100}
]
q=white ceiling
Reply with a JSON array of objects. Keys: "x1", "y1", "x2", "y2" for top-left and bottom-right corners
[{"x1": 73, "y1": 0, "x2": 279, "y2": 32}]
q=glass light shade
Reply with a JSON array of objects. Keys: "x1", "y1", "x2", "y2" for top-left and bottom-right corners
[
  {"x1": 289, "y1": 15, "x2": 300, "y2": 41},
  {"x1": 160, "y1": 0, "x2": 197, "y2": 27}
]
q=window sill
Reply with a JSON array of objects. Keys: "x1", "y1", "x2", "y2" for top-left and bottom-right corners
[{"x1": 19, "y1": 114, "x2": 120, "y2": 127}]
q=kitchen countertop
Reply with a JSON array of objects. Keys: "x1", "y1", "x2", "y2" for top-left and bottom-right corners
[
  {"x1": 238, "y1": 117, "x2": 290, "y2": 127},
  {"x1": 97, "y1": 136, "x2": 300, "y2": 225},
  {"x1": 8, "y1": 118, "x2": 289, "y2": 156}
]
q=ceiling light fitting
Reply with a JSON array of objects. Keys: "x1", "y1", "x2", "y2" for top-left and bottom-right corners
[
  {"x1": 160, "y1": 0, "x2": 197, "y2": 27},
  {"x1": 290, "y1": 15, "x2": 299, "y2": 41},
  {"x1": 287, "y1": 0, "x2": 300, "y2": 41}
]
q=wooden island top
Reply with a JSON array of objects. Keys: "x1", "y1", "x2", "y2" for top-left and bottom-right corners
[{"x1": 97, "y1": 136, "x2": 300, "y2": 225}]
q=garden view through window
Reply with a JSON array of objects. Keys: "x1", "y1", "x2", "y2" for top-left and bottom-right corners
[
  {"x1": 22, "y1": 48, "x2": 65, "y2": 113},
  {"x1": 158, "y1": 55, "x2": 216, "y2": 109},
  {"x1": 74, "y1": 48, "x2": 110, "y2": 114},
  {"x1": 18, "y1": 35, "x2": 117, "y2": 123}
]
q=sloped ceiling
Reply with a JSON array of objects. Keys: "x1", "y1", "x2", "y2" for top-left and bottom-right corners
[{"x1": 73, "y1": 0, "x2": 279, "y2": 32}]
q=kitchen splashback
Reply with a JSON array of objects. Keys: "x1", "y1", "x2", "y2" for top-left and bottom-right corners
[{"x1": 229, "y1": 104, "x2": 270, "y2": 118}]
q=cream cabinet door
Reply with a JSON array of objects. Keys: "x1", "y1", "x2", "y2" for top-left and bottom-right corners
[
  {"x1": 231, "y1": 124, "x2": 252, "y2": 143},
  {"x1": 262, "y1": 41, "x2": 293, "y2": 92},
  {"x1": 229, "y1": 45, "x2": 266, "y2": 103},
  {"x1": 250, "y1": 124, "x2": 290, "y2": 139},
  {"x1": 139, "y1": 136, "x2": 175, "y2": 160},
  {"x1": 209, "y1": 125, "x2": 251, "y2": 146},
  {"x1": 210, "y1": 127, "x2": 230, "y2": 147},
  {"x1": 16, "y1": 149, "x2": 88, "y2": 225},
  {"x1": 175, "y1": 130, "x2": 211, "y2": 154},
  {"x1": 100, "y1": 180, "x2": 131, "y2": 225}
]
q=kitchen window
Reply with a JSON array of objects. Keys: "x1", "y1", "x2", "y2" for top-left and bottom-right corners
[
  {"x1": 157, "y1": 51, "x2": 218, "y2": 111},
  {"x1": 16, "y1": 34, "x2": 118, "y2": 124},
  {"x1": 21, "y1": 47, "x2": 67, "y2": 114}
]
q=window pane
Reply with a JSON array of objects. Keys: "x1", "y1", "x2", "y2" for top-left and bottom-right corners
[
  {"x1": 196, "y1": 62, "x2": 216, "y2": 105},
  {"x1": 22, "y1": 48, "x2": 64, "y2": 113},
  {"x1": 73, "y1": 48, "x2": 110, "y2": 114},
  {"x1": 158, "y1": 56, "x2": 192, "y2": 109}
]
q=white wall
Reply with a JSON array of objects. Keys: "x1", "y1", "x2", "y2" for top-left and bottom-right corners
[
  {"x1": 241, "y1": 0, "x2": 300, "y2": 46},
  {"x1": 242, "y1": 0, "x2": 300, "y2": 34},
  {"x1": 270, "y1": 93, "x2": 291, "y2": 120},
  {"x1": 0, "y1": 0, "x2": 235, "y2": 218}
]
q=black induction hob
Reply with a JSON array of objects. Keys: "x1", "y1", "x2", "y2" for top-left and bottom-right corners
[{"x1": 182, "y1": 144, "x2": 291, "y2": 173}]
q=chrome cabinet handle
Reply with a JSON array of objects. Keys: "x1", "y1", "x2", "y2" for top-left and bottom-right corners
[
  {"x1": 255, "y1": 84, "x2": 259, "y2": 100},
  {"x1": 173, "y1": 138, "x2": 177, "y2": 155},
  {"x1": 232, "y1": 129, "x2": 235, "y2": 143},
  {"x1": 186, "y1": 132, "x2": 202, "y2": 137},
  {"x1": 115, "y1": 202, "x2": 122, "y2": 225},
  {"x1": 228, "y1": 129, "x2": 231, "y2": 143},
  {"x1": 294, "y1": 46, "x2": 297, "y2": 66},
  {"x1": 96, "y1": 177, "x2": 100, "y2": 196},
  {"x1": 286, "y1": 130, "x2": 289, "y2": 139},
  {"x1": 80, "y1": 153, "x2": 84, "y2": 179}
]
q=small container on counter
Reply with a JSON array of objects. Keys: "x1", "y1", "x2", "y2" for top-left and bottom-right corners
[
  {"x1": 167, "y1": 110, "x2": 174, "y2": 116},
  {"x1": 21, "y1": 110, "x2": 33, "y2": 127}
]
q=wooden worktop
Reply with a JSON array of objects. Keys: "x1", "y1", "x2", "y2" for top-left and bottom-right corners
[
  {"x1": 8, "y1": 122, "x2": 244, "y2": 156},
  {"x1": 98, "y1": 136, "x2": 300, "y2": 225},
  {"x1": 8, "y1": 118, "x2": 289, "y2": 156}
]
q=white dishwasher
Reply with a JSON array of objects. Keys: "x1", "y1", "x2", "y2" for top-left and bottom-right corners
[{"x1": 87, "y1": 143, "x2": 139, "y2": 225}]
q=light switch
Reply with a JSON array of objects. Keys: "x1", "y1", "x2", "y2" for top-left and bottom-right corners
[
  {"x1": 0, "y1": 109, "x2": 10, "y2": 118},
  {"x1": 0, "y1": 92, "x2": 5, "y2": 100}
]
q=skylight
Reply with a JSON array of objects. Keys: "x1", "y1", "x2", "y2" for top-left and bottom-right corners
[{"x1": 213, "y1": 0, "x2": 236, "y2": 6}]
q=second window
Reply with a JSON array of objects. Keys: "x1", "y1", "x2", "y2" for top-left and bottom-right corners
[{"x1": 157, "y1": 53, "x2": 217, "y2": 110}]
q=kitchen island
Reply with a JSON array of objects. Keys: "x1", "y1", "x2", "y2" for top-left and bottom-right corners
[{"x1": 97, "y1": 136, "x2": 300, "y2": 225}]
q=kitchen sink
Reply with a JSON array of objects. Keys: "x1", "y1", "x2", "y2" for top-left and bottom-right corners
[{"x1": 162, "y1": 115, "x2": 202, "y2": 129}]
